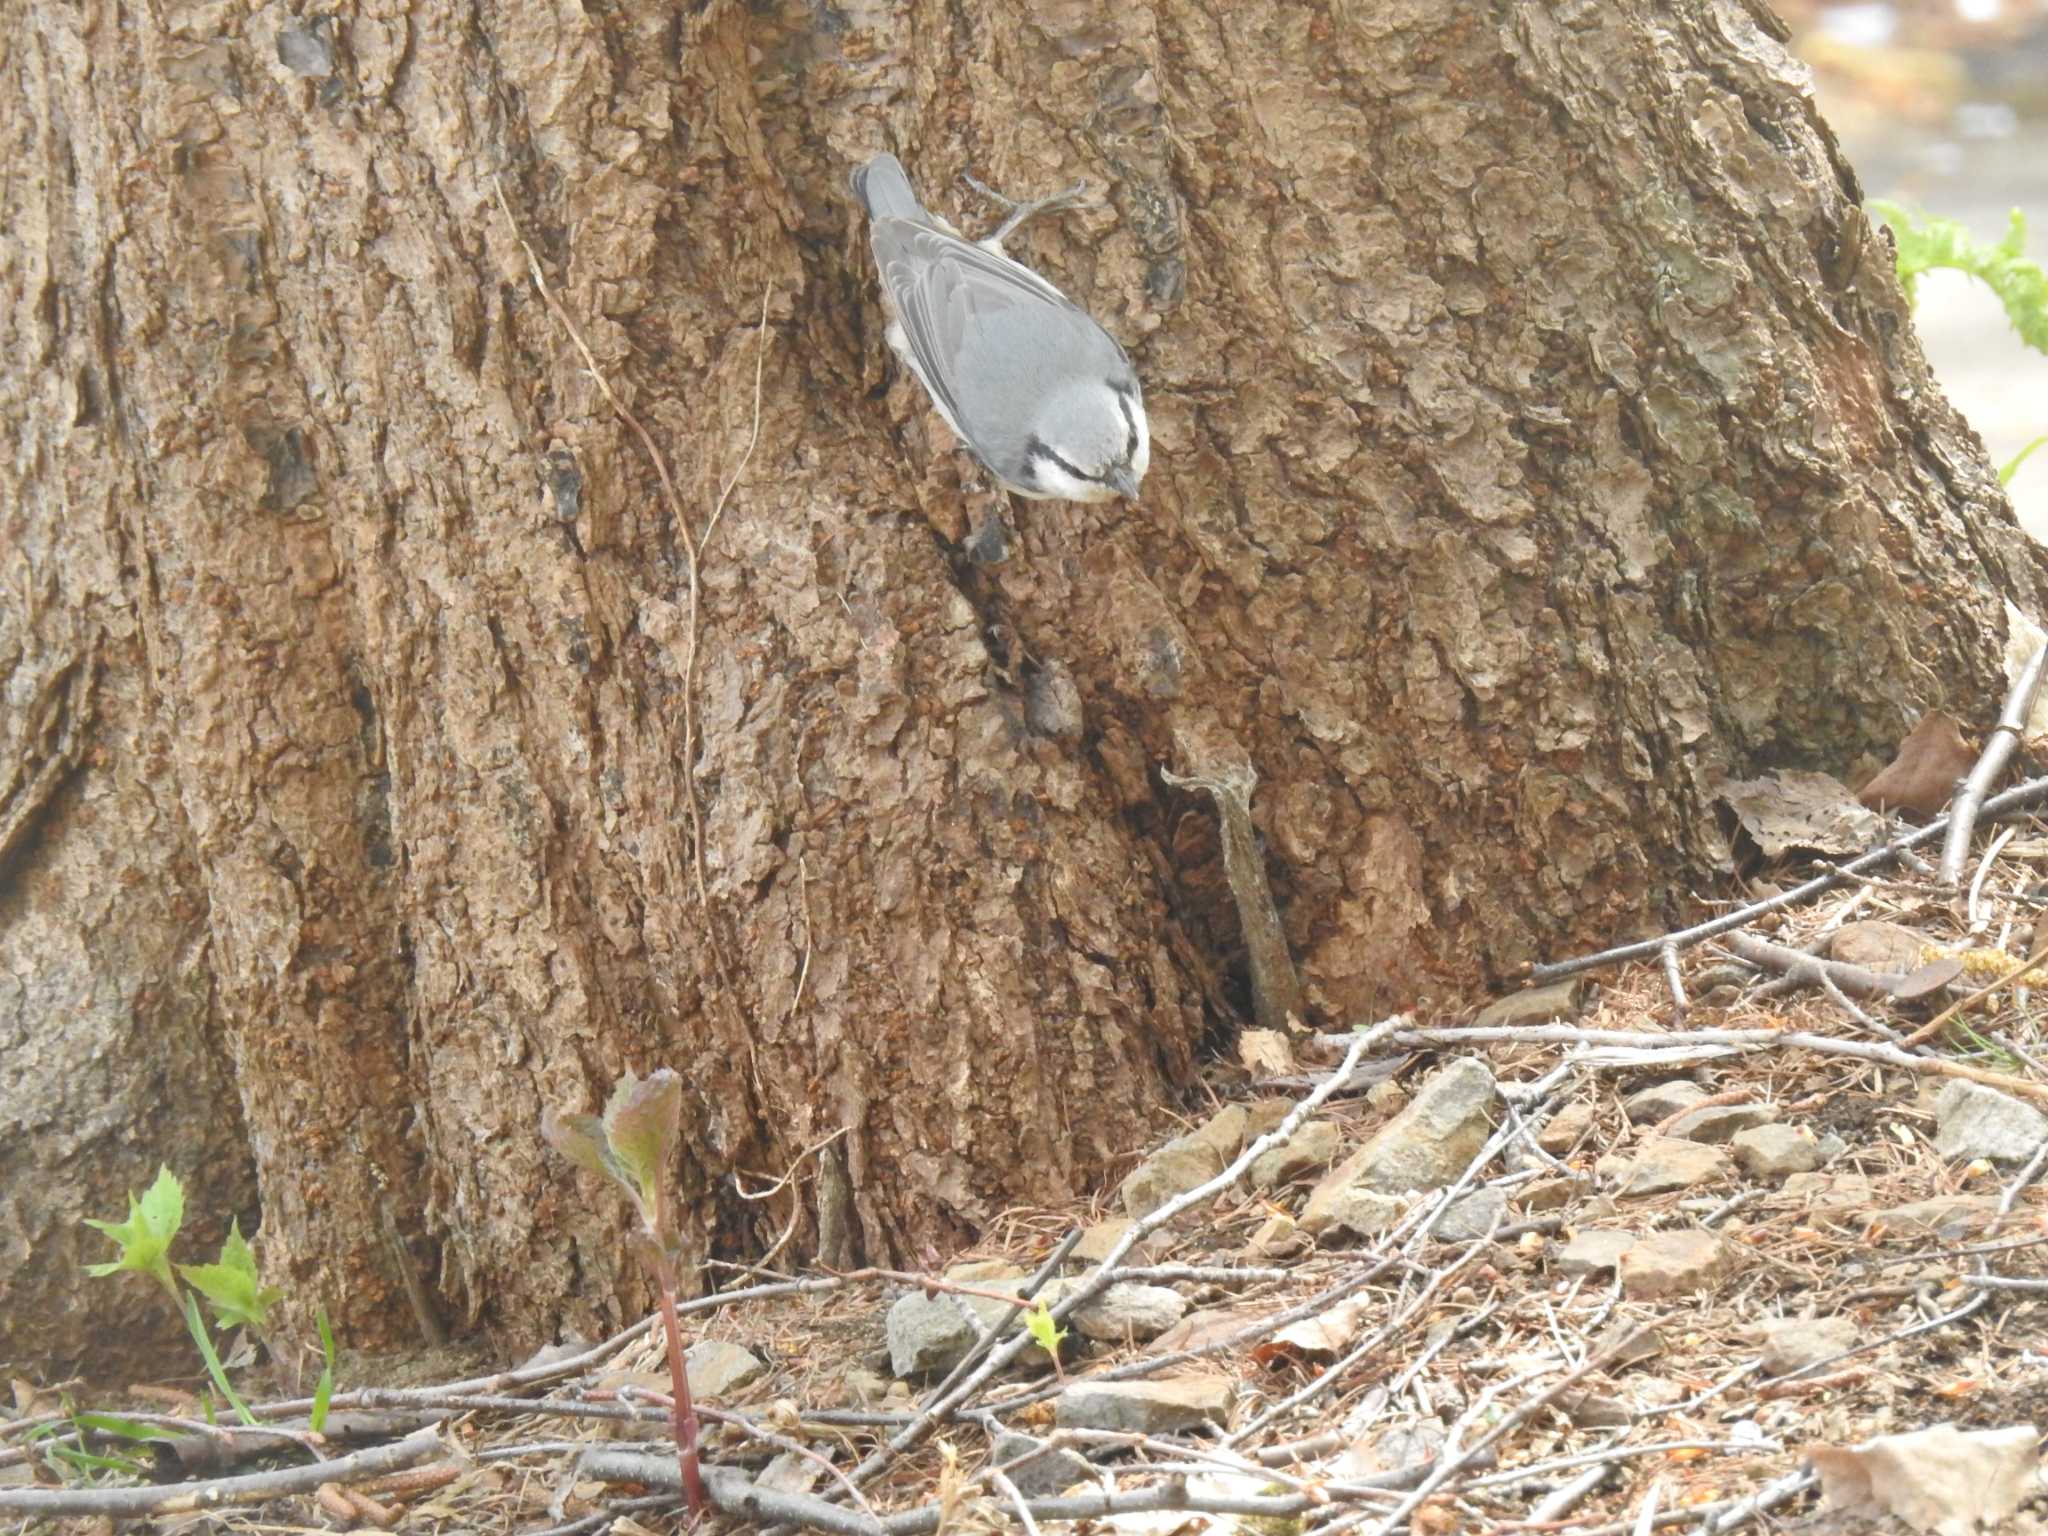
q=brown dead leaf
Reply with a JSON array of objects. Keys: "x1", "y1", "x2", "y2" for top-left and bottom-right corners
[
  {"x1": 1720, "y1": 769, "x2": 1886, "y2": 855},
  {"x1": 1857, "y1": 712, "x2": 1975, "y2": 817},
  {"x1": 1258, "y1": 1298, "x2": 1368, "y2": 1361},
  {"x1": 1236, "y1": 1028, "x2": 1294, "y2": 1076}
]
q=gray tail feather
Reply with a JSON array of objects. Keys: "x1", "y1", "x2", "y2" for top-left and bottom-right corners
[{"x1": 850, "y1": 153, "x2": 924, "y2": 222}]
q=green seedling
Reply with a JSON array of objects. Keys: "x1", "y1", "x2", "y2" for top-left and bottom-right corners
[
  {"x1": 82, "y1": 1167, "x2": 307, "y2": 1430},
  {"x1": 82, "y1": 1165, "x2": 184, "y2": 1295},
  {"x1": 312, "y1": 1305, "x2": 338, "y2": 1434},
  {"x1": 544, "y1": 1068, "x2": 706, "y2": 1520},
  {"x1": 177, "y1": 1219, "x2": 283, "y2": 1335},
  {"x1": 1022, "y1": 1300, "x2": 1069, "y2": 1377}
]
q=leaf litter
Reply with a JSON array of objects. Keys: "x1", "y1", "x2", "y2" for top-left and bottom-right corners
[{"x1": 16, "y1": 799, "x2": 2048, "y2": 1534}]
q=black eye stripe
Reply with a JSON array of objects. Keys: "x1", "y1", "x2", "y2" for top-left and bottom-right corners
[{"x1": 1025, "y1": 435, "x2": 1110, "y2": 485}]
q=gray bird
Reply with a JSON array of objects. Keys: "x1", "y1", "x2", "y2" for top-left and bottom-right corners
[{"x1": 851, "y1": 152, "x2": 1150, "y2": 503}]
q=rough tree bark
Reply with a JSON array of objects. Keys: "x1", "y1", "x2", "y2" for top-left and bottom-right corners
[{"x1": 5, "y1": 0, "x2": 2040, "y2": 1373}]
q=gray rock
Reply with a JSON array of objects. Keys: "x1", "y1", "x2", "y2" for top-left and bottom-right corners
[
  {"x1": 1620, "y1": 1231, "x2": 1731, "y2": 1299},
  {"x1": 1434, "y1": 1185, "x2": 1508, "y2": 1241},
  {"x1": 1188, "y1": 1103, "x2": 1250, "y2": 1163},
  {"x1": 1473, "y1": 980, "x2": 1587, "y2": 1028},
  {"x1": 1244, "y1": 1212, "x2": 1306, "y2": 1258},
  {"x1": 1759, "y1": 1315, "x2": 1859, "y2": 1377},
  {"x1": 685, "y1": 1339, "x2": 767, "y2": 1399},
  {"x1": 1827, "y1": 920, "x2": 1927, "y2": 974},
  {"x1": 1536, "y1": 1099, "x2": 1597, "y2": 1154},
  {"x1": 1624, "y1": 1081, "x2": 1706, "y2": 1123},
  {"x1": 1517, "y1": 1176, "x2": 1585, "y2": 1212},
  {"x1": 1554, "y1": 1229, "x2": 1637, "y2": 1276},
  {"x1": 1933, "y1": 1080, "x2": 2048, "y2": 1164},
  {"x1": 1068, "y1": 1218, "x2": 1168, "y2": 1268},
  {"x1": 1244, "y1": 1098, "x2": 1295, "y2": 1140},
  {"x1": 1870, "y1": 1194, "x2": 1999, "y2": 1235},
  {"x1": 1120, "y1": 1134, "x2": 1224, "y2": 1220},
  {"x1": 992, "y1": 1432, "x2": 1096, "y2": 1497},
  {"x1": 1731, "y1": 1124, "x2": 1822, "y2": 1179},
  {"x1": 1071, "y1": 1283, "x2": 1188, "y2": 1343},
  {"x1": 1667, "y1": 1103, "x2": 1779, "y2": 1143},
  {"x1": 1299, "y1": 1183, "x2": 1405, "y2": 1242},
  {"x1": 1608, "y1": 1137, "x2": 1732, "y2": 1196},
  {"x1": 886, "y1": 1279, "x2": 1036, "y2": 1378},
  {"x1": 1247, "y1": 1119, "x2": 1343, "y2": 1189},
  {"x1": 1326, "y1": 1057, "x2": 1497, "y2": 1195},
  {"x1": 1055, "y1": 1378, "x2": 1232, "y2": 1434}
]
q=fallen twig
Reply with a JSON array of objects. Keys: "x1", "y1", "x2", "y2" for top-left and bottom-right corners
[
  {"x1": 0, "y1": 1426, "x2": 443, "y2": 1519},
  {"x1": 1939, "y1": 641, "x2": 2047, "y2": 887},
  {"x1": 1526, "y1": 774, "x2": 2048, "y2": 984}
]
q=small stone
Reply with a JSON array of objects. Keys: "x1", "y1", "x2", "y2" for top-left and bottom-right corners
[
  {"x1": 1667, "y1": 1103, "x2": 1779, "y2": 1143},
  {"x1": 1560, "y1": 1389, "x2": 1631, "y2": 1426},
  {"x1": 1244, "y1": 1098, "x2": 1295, "y2": 1139},
  {"x1": 1933, "y1": 1080, "x2": 2048, "y2": 1164},
  {"x1": 685, "y1": 1339, "x2": 766, "y2": 1399},
  {"x1": 1071, "y1": 1283, "x2": 1188, "y2": 1343},
  {"x1": 1732, "y1": 1124, "x2": 1821, "y2": 1179},
  {"x1": 993, "y1": 1432, "x2": 1095, "y2": 1497},
  {"x1": 1331, "y1": 1422, "x2": 1446, "y2": 1481},
  {"x1": 1188, "y1": 1103, "x2": 1250, "y2": 1163},
  {"x1": 1434, "y1": 1186, "x2": 1508, "y2": 1241},
  {"x1": 1300, "y1": 1183, "x2": 1405, "y2": 1243},
  {"x1": 1336, "y1": 1058, "x2": 1497, "y2": 1193},
  {"x1": 842, "y1": 1364, "x2": 891, "y2": 1407},
  {"x1": 1870, "y1": 1194, "x2": 2000, "y2": 1236},
  {"x1": 1610, "y1": 1137, "x2": 1732, "y2": 1197},
  {"x1": 1365, "y1": 1080, "x2": 1407, "y2": 1113},
  {"x1": 1624, "y1": 1081, "x2": 1706, "y2": 1123},
  {"x1": 1517, "y1": 1176, "x2": 1585, "y2": 1212},
  {"x1": 1827, "y1": 920, "x2": 1928, "y2": 974},
  {"x1": 1758, "y1": 1315, "x2": 1859, "y2": 1377},
  {"x1": 1472, "y1": 980, "x2": 1588, "y2": 1028},
  {"x1": 1247, "y1": 1119, "x2": 1343, "y2": 1189},
  {"x1": 1782, "y1": 1171, "x2": 1872, "y2": 1209},
  {"x1": 885, "y1": 1276, "x2": 1042, "y2": 1378},
  {"x1": 1620, "y1": 1231, "x2": 1732, "y2": 1298},
  {"x1": 1121, "y1": 1135, "x2": 1225, "y2": 1220},
  {"x1": 1537, "y1": 1100, "x2": 1597, "y2": 1154},
  {"x1": 1245, "y1": 1212, "x2": 1307, "y2": 1259},
  {"x1": 1055, "y1": 1378, "x2": 1233, "y2": 1434},
  {"x1": 1071, "y1": 1218, "x2": 1136, "y2": 1266},
  {"x1": 1554, "y1": 1229, "x2": 1637, "y2": 1276}
]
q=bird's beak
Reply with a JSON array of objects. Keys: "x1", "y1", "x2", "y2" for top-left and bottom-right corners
[{"x1": 1109, "y1": 467, "x2": 1141, "y2": 501}]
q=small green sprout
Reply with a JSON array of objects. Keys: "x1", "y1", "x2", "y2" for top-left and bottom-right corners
[
  {"x1": 545, "y1": 1068, "x2": 706, "y2": 1521},
  {"x1": 1022, "y1": 1300, "x2": 1069, "y2": 1365}
]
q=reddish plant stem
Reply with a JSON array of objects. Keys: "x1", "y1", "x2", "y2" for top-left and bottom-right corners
[{"x1": 655, "y1": 1272, "x2": 705, "y2": 1520}]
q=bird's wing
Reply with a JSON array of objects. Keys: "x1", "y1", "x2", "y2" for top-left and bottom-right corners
[{"x1": 868, "y1": 218, "x2": 1084, "y2": 435}]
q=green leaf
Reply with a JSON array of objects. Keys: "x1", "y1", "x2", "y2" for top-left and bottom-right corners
[
  {"x1": 1022, "y1": 1301, "x2": 1068, "y2": 1360},
  {"x1": 73, "y1": 1413, "x2": 173, "y2": 1443},
  {"x1": 176, "y1": 1220, "x2": 283, "y2": 1333},
  {"x1": 82, "y1": 1166, "x2": 186, "y2": 1295},
  {"x1": 542, "y1": 1109, "x2": 616, "y2": 1181},
  {"x1": 1870, "y1": 201, "x2": 2048, "y2": 353},
  {"x1": 311, "y1": 1305, "x2": 337, "y2": 1434},
  {"x1": 181, "y1": 1290, "x2": 257, "y2": 1427},
  {"x1": 603, "y1": 1069, "x2": 683, "y2": 1211},
  {"x1": 2002, "y1": 433, "x2": 2048, "y2": 486}
]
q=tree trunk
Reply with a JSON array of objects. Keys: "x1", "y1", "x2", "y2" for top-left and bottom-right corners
[{"x1": 5, "y1": 0, "x2": 2039, "y2": 1369}]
